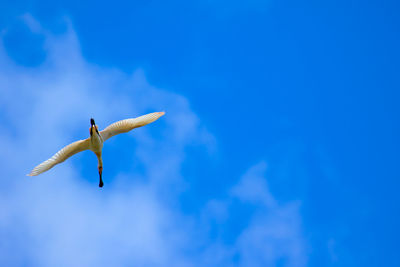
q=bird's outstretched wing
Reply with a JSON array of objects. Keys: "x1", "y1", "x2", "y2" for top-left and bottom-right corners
[
  {"x1": 100, "y1": 111, "x2": 165, "y2": 141},
  {"x1": 27, "y1": 138, "x2": 90, "y2": 176}
]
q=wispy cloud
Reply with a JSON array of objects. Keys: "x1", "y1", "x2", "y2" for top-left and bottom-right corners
[
  {"x1": 200, "y1": 162, "x2": 307, "y2": 266},
  {"x1": 0, "y1": 17, "x2": 306, "y2": 267},
  {"x1": 0, "y1": 16, "x2": 206, "y2": 266}
]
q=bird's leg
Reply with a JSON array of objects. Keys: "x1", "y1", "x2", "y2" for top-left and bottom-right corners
[
  {"x1": 96, "y1": 153, "x2": 104, "y2": 188},
  {"x1": 98, "y1": 166, "x2": 103, "y2": 188}
]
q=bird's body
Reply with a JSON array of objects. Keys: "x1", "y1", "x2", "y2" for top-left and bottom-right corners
[
  {"x1": 28, "y1": 111, "x2": 165, "y2": 187},
  {"x1": 90, "y1": 128, "x2": 103, "y2": 153}
]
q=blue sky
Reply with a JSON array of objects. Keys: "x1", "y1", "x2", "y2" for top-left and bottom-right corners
[{"x1": 0, "y1": 0, "x2": 399, "y2": 266}]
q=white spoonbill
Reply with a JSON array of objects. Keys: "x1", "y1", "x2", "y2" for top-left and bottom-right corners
[{"x1": 27, "y1": 111, "x2": 165, "y2": 187}]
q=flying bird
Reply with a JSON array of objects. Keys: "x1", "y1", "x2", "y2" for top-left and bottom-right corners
[{"x1": 27, "y1": 111, "x2": 165, "y2": 187}]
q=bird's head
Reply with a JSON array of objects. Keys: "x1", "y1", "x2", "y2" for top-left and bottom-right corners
[{"x1": 90, "y1": 118, "x2": 98, "y2": 136}]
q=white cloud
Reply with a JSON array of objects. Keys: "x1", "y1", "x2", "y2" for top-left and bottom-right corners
[
  {"x1": 0, "y1": 17, "x2": 203, "y2": 267},
  {"x1": 200, "y1": 162, "x2": 307, "y2": 266},
  {"x1": 0, "y1": 16, "x2": 306, "y2": 267},
  {"x1": 231, "y1": 161, "x2": 276, "y2": 207}
]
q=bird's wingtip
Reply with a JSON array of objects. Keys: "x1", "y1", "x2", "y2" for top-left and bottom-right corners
[{"x1": 159, "y1": 111, "x2": 165, "y2": 116}]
